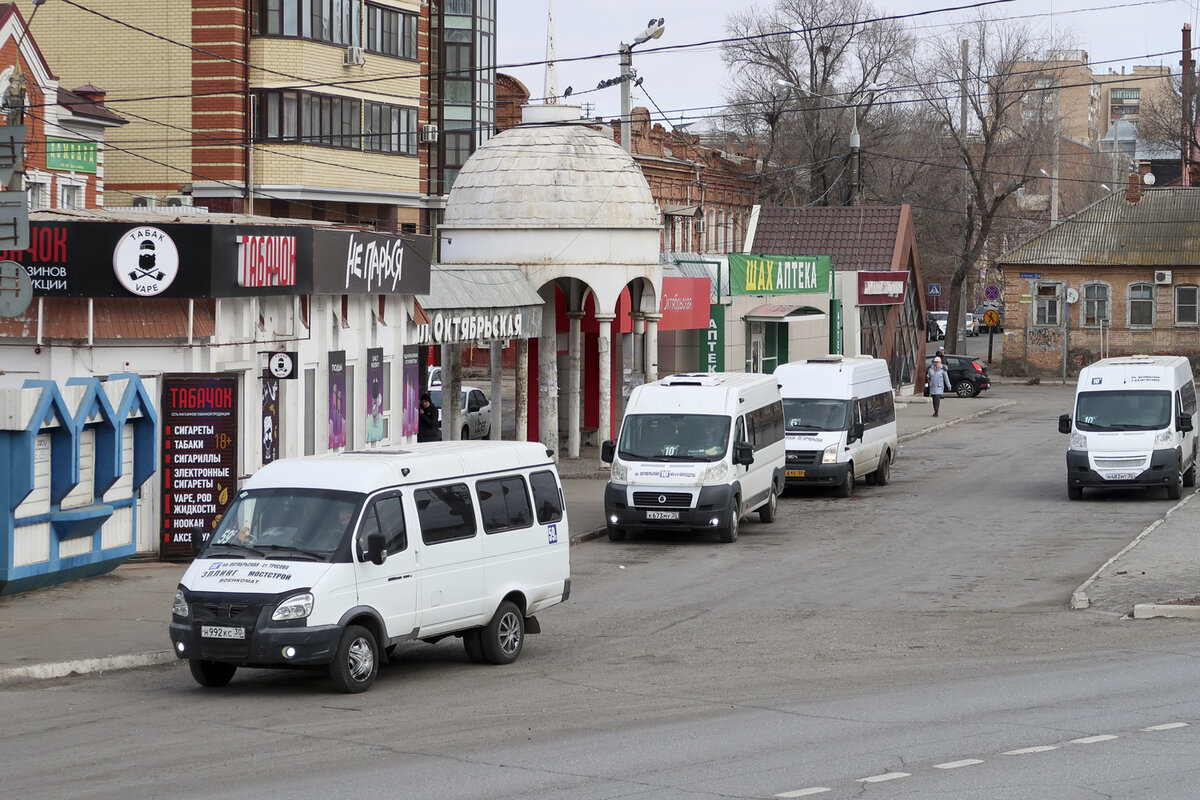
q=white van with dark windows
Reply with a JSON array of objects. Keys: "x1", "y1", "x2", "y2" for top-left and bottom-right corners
[
  {"x1": 1059, "y1": 355, "x2": 1197, "y2": 500},
  {"x1": 774, "y1": 356, "x2": 897, "y2": 497},
  {"x1": 169, "y1": 441, "x2": 570, "y2": 693},
  {"x1": 601, "y1": 372, "x2": 786, "y2": 543}
]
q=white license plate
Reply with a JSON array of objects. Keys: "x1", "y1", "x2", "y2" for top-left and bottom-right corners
[
  {"x1": 786, "y1": 469, "x2": 806, "y2": 478},
  {"x1": 200, "y1": 625, "x2": 246, "y2": 640},
  {"x1": 1104, "y1": 472, "x2": 1136, "y2": 481},
  {"x1": 645, "y1": 510, "x2": 679, "y2": 521}
]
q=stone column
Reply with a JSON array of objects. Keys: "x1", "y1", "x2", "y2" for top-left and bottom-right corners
[
  {"x1": 596, "y1": 313, "x2": 615, "y2": 458},
  {"x1": 644, "y1": 312, "x2": 661, "y2": 384},
  {"x1": 442, "y1": 343, "x2": 462, "y2": 440},
  {"x1": 539, "y1": 286, "x2": 559, "y2": 457},
  {"x1": 489, "y1": 342, "x2": 503, "y2": 440},
  {"x1": 515, "y1": 338, "x2": 529, "y2": 442},
  {"x1": 567, "y1": 312, "x2": 584, "y2": 457}
]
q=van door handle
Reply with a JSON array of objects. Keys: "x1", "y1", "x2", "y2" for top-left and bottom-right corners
[{"x1": 388, "y1": 574, "x2": 412, "y2": 582}]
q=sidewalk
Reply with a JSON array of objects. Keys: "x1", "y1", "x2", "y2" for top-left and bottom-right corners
[{"x1": 0, "y1": 390, "x2": 1018, "y2": 685}]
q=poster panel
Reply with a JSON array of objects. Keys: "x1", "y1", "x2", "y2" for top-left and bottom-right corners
[
  {"x1": 160, "y1": 374, "x2": 238, "y2": 561},
  {"x1": 402, "y1": 346, "x2": 420, "y2": 437},
  {"x1": 365, "y1": 347, "x2": 385, "y2": 443},
  {"x1": 262, "y1": 375, "x2": 280, "y2": 464},
  {"x1": 329, "y1": 350, "x2": 346, "y2": 448}
]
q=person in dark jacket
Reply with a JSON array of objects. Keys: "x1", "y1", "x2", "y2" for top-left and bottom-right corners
[
  {"x1": 926, "y1": 356, "x2": 953, "y2": 417},
  {"x1": 418, "y1": 392, "x2": 441, "y2": 441}
]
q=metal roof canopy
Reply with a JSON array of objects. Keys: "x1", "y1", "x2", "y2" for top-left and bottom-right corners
[{"x1": 743, "y1": 303, "x2": 826, "y2": 322}]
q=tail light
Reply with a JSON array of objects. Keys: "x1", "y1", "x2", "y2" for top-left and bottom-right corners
[{"x1": 971, "y1": 360, "x2": 985, "y2": 374}]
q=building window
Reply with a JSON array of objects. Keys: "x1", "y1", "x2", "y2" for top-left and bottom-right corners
[
  {"x1": 59, "y1": 183, "x2": 82, "y2": 209},
  {"x1": 1176, "y1": 285, "x2": 1198, "y2": 326},
  {"x1": 366, "y1": 3, "x2": 417, "y2": 59},
  {"x1": 26, "y1": 179, "x2": 48, "y2": 210},
  {"x1": 364, "y1": 102, "x2": 417, "y2": 155},
  {"x1": 257, "y1": 90, "x2": 361, "y2": 150},
  {"x1": 255, "y1": 0, "x2": 360, "y2": 46},
  {"x1": 1082, "y1": 282, "x2": 1109, "y2": 326},
  {"x1": 1035, "y1": 282, "x2": 1061, "y2": 326},
  {"x1": 1129, "y1": 282, "x2": 1155, "y2": 327}
]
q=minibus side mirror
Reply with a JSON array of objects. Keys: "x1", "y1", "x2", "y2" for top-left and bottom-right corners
[
  {"x1": 190, "y1": 527, "x2": 210, "y2": 557},
  {"x1": 366, "y1": 532, "x2": 388, "y2": 566},
  {"x1": 850, "y1": 422, "x2": 865, "y2": 442},
  {"x1": 601, "y1": 440, "x2": 615, "y2": 463},
  {"x1": 1058, "y1": 414, "x2": 1072, "y2": 434},
  {"x1": 734, "y1": 442, "x2": 755, "y2": 466},
  {"x1": 1179, "y1": 413, "x2": 1193, "y2": 433}
]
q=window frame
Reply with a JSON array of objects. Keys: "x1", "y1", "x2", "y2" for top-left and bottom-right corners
[
  {"x1": 1127, "y1": 282, "x2": 1156, "y2": 328},
  {"x1": 414, "y1": 483, "x2": 478, "y2": 545},
  {"x1": 476, "y1": 475, "x2": 534, "y2": 534},
  {"x1": 1081, "y1": 281, "x2": 1111, "y2": 327},
  {"x1": 528, "y1": 469, "x2": 564, "y2": 524},
  {"x1": 1174, "y1": 284, "x2": 1198, "y2": 327},
  {"x1": 1034, "y1": 281, "x2": 1061, "y2": 326}
]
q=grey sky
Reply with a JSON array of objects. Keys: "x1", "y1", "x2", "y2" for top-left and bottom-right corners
[{"x1": 497, "y1": 0, "x2": 1197, "y2": 127}]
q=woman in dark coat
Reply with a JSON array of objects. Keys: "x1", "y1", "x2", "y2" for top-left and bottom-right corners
[{"x1": 418, "y1": 392, "x2": 441, "y2": 441}]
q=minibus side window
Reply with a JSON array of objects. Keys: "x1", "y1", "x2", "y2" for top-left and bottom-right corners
[
  {"x1": 1181, "y1": 382, "x2": 1197, "y2": 416},
  {"x1": 477, "y1": 475, "x2": 534, "y2": 534},
  {"x1": 529, "y1": 470, "x2": 564, "y2": 524},
  {"x1": 414, "y1": 483, "x2": 477, "y2": 545},
  {"x1": 357, "y1": 495, "x2": 406, "y2": 559}
]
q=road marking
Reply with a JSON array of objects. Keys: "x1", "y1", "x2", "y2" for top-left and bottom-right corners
[
  {"x1": 1142, "y1": 722, "x2": 1189, "y2": 731},
  {"x1": 1070, "y1": 735, "x2": 1118, "y2": 744},
  {"x1": 1003, "y1": 745, "x2": 1058, "y2": 755},
  {"x1": 856, "y1": 772, "x2": 910, "y2": 783},
  {"x1": 933, "y1": 759, "x2": 984, "y2": 769},
  {"x1": 774, "y1": 789, "x2": 830, "y2": 798}
]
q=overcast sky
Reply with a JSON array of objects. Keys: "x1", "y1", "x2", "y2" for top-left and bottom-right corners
[{"x1": 497, "y1": 0, "x2": 1198, "y2": 128}]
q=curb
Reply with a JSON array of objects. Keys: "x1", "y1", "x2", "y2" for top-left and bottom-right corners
[
  {"x1": 1070, "y1": 490, "x2": 1198, "y2": 610},
  {"x1": 0, "y1": 650, "x2": 177, "y2": 686},
  {"x1": 898, "y1": 401, "x2": 1018, "y2": 444},
  {"x1": 1133, "y1": 603, "x2": 1200, "y2": 619}
]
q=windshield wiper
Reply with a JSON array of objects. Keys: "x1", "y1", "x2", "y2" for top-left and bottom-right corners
[
  {"x1": 788, "y1": 424, "x2": 824, "y2": 430},
  {"x1": 206, "y1": 541, "x2": 265, "y2": 558},
  {"x1": 257, "y1": 544, "x2": 325, "y2": 561}
]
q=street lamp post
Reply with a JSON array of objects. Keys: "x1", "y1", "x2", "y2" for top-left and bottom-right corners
[{"x1": 618, "y1": 18, "x2": 664, "y2": 153}]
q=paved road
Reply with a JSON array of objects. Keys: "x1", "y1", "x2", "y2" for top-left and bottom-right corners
[{"x1": 3, "y1": 386, "x2": 1195, "y2": 800}]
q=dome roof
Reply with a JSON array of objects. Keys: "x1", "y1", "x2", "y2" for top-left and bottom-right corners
[{"x1": 442, "y1": 105, "x2": 661, "y2": 231}]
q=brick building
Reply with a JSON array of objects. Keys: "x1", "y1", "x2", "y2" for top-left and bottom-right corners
[{"x1": 998, "y1": 179, "x2": 1200, "y2": 377}]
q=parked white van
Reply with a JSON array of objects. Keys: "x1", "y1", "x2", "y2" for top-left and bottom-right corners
[
  {"x1": 774, "y1": 356, "x2": 897, "y2": 496},
  {"x1": 169, "y1": 441, "x2": 570, "y2": 693},
  {"x1": 600, "y1": 372, "x2": 786, "y2": 543},
  {"x1": 1058, "y1": 355, "x2": 1197, "y2": 500}
]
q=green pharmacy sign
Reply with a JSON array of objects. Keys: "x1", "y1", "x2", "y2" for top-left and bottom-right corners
[
  {"x1": 728, "y1": 253, "x2": 830, "y2": 295},
  {"x1": 46, "y1": 138, "x2": 97, "y2": 173}
]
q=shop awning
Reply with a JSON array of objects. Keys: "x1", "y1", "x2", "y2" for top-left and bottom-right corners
[
  {"x1": 413, "y1": 266, "x2": 544, "y2": 344},
  {"x1": 743, "y1": 303, "x2": 826, "y2": 323},
  {"x1": 0, "y1": 297, "x2": 216, "y2": 340}
]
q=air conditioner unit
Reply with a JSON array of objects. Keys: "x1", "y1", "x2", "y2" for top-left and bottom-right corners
[
  {"x1": 165, "y1": 194, "x2": 193, "y2": 207},
  {"x1": 130, "y1": 195, "x2": 157, "y2": 209},
  {"x1": 419, "y1": 124, "x2": 439, "y2": 143},
  {"x1": 1154, "y1": 270, "x2": 1173, "y2": 285},
  {"x1": 343, "y1": 45, "x2": 364, "y2": 66}
]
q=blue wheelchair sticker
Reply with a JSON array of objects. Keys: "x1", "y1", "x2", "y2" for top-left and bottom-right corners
[{"x1": 548, "y1": 523, "x2": 558, "y2": 544}]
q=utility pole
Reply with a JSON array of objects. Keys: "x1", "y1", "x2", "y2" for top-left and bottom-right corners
[
  {"x1": 617, "y1": 18, "x2": 664, "y2": 153},
  {"x1": 1183, "y1": 25, "x2": 1193, "y2": 186},
  {"x1": 956, "y1": 38, "x2": 969, "y2": 346}
]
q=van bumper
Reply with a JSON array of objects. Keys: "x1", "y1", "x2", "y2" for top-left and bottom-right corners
[
  {"x1": 784, "y1": 461, "x2": 849, "y2": 486},
  {"x1": 604, "y1": 482, "x2": 736, "y2": 532},
  {"x1": 169, "y1": 618, "x2": 342, "y2": 667},
  {"x1": 1065, "y1": 448, "x2": 1180, "y2": 488}
]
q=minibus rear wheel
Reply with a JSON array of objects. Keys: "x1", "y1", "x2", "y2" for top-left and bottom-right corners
[{"x1": 481, "y1": 601, "x2": 524, "y2": 664}]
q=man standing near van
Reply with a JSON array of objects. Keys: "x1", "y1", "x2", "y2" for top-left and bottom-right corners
[{"x1": 927, "y1": 357, "x2": 953, "y2": 417}]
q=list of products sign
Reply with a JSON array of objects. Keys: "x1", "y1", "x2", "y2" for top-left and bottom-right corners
[{"x1": 160, "y1": 375, "x2": 239, "y2": 560}]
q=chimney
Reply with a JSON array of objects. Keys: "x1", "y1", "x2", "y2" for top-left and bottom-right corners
[
  {"x1": 72, "y1": 84, "x2": 107, "y2": 106},
  {"x1": 1126, "y1": 172, "x2": 1141, "y2": 203}
]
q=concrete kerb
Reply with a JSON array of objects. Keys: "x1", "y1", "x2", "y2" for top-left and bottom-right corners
[
  {"x1": 0, "y1": 651, "x2": 177, "y2": 686},
  {"x1": 898, "y1": 400, "x2": 1018, "y2": 444}
]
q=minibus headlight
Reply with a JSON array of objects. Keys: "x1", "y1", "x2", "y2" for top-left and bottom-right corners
[
  {"x1": 272, "y1": 592, "x2": 314, "y2": 621},
  {"x1": 821, "y1": 444, "x2": 839, "y2": 464},
  {"x1": 1071, "y1": 431, "x2": 1087, "y2": 450},
  {"x1": 172, "y1": 589, "x2": 189, "y2": 618},
  {"x1": 610, "y1": 460, "x2": 628, "y2": 483},
  {"x1": 700, "y1": 461, "x2": 729, "y2": 483},
  {"x1": 1155, "y1": 429, "x2": 1173, "y2": 447}
]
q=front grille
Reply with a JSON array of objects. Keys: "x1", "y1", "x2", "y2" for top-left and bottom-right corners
[
  {"x1": 632, "y1": 491, "x2": 692, "y2": 508},
  {"x1": 787, "y1": 451, "x2": 819, "y2": 466},
  {"x1": 1094, "y1": 457, "x2": 1145, "y2": 469},
  {"x1": 199, "y1": 602, "x2": 250, "y2": 621}
]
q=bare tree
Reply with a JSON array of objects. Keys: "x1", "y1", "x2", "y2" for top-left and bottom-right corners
[
  {"x1": 720, "y1": 0, "x2": 913, "y2": 205},
  {"x1": 900, "y1": 15, "x2": 1063, "y2": 354}
]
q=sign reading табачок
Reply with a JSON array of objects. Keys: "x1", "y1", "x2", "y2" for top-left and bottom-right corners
[{"x1": 727, "y1": 254, "x2": 830, "y2": 296}]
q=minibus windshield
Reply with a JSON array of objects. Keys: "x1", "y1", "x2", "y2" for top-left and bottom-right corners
[
  {"x1": 207, "y1": 489, "x2": 363, "y2": 559},
  {"x1": 1075, "y1": 389, "x2": 1171, "y2": 431},
  {"x1": 783, "y1": 398, "x2": 850, "y2": 432},
  {"x1": 617, "y1": 414, "x2": 730, "y2": 462}
]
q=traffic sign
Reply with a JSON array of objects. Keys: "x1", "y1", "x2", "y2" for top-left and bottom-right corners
[
  {"x1": 928, "y1": 283, "x2": 941, "y2": 296},
  {"x1": 984, "y1": 284, "x2": 1000, "y2": 302},
  {"x1": 983, "y1": 309, "x2": 999, "y2": 327}
]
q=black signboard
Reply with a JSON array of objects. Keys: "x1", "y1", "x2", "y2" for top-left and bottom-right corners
[
  {"x1": 311, "y1": 229, "x2": 431, "y2": 295},
  {"x1": 160, "y1": 374, "x2": 239, "y2": 561}
]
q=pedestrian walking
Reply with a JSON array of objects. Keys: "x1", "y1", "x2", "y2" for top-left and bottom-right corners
[
  {"x1": 418, "y1": 392, "x2": 441, "y2": 441},
  {"x1": 926, "y1": 356, "x2": 953, "y2": 417}
]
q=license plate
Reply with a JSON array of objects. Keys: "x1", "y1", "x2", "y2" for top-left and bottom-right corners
[
  {"x1": 1104, "y1": 472, "x2": 1136, "y2": 481},
  {"x1": 200, "y1": 625, "x2": 246, "y2": 640},
  {"x1": 645, "y1": 510, "x2": 679, "y2": 521},
  {"x1": 786, "y1": 469, "x2": 806, "y2": 478}
]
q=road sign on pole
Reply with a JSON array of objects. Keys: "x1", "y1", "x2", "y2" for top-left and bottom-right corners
[
  {"x1": 928, "y1": 283, "x2": 941, "y2": 296},
  {"x1": 984, "y1": 284, "x2": 1000, "y2": 302}
]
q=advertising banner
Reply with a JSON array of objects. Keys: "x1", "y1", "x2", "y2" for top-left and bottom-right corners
[
  {"x1": 160, "y1": 375, "x2": 239, "y2": 561},
  {"x1": 312, "y1": 230, "x2": 432, "y2": 295},
  {"x1": 402, "y1": 346, "x2": 420, "y2": 437},
  {"x1": 365, "y1": 347, "x2": 385, "y2": 443},
  {"x1": 262, "y1": 375, "x2": 279, "y2": 464},
  {"x1": 857, "y1": 271, "x2": 909, "y2": 305},
  {"x1": 701, "y1": 304, "x2": 725, "y2": 372},
  {"x1": 329, "y1": 350, "x2": 346, "y2": 448},
  {"x1": 727, "y1": 254, "x2": 831, "y2": 296}
]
